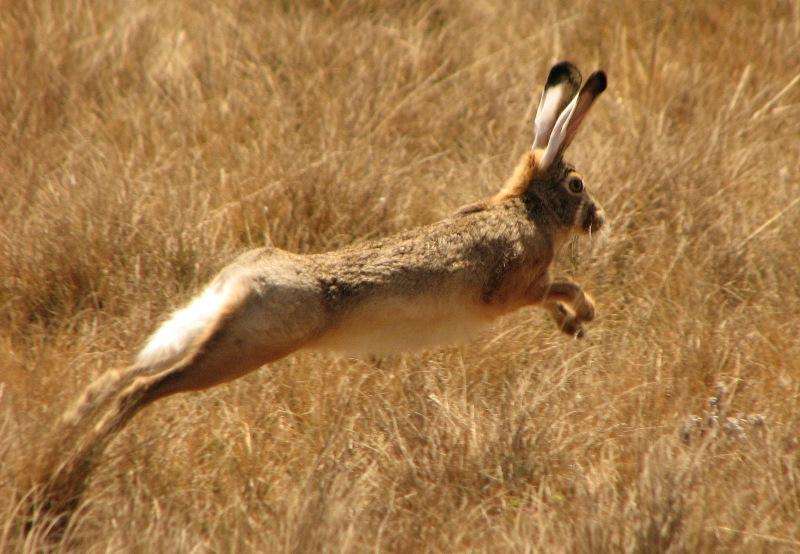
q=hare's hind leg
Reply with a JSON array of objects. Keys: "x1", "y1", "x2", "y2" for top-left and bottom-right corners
[
  {"x1": 138, "y1": 277, "x2": 329, "y2": 403},
  {"x1": 136, "y1": 319, "x2": 302, "y2": 406},
  {"x1": 27, "y1": 340, "x2": 294, "y2": 538},
  {"x1": 100, "y1": 328, "x2": 299, "y2": 434},
  {"x1": 29, "y1": 270, "x2": 328, "y2": 536}
]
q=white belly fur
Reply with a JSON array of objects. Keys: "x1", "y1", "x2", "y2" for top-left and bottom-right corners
[{"x1": 307, "y1": 295, "x2": 496, "y2": 356}]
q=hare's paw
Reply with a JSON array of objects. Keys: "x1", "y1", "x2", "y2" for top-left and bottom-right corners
[
  {"x1": 551, "y1": 303, "x2": 586, "y2": 338},
  {"x1": 563, "y1": 317, "x2": 586, "y2": 339},
  {"x1": 575, "y1": 293, "x2": 595, "y2": 323}
]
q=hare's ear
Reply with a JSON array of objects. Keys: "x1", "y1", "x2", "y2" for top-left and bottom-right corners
[
  {"x1": 532, "y1": 62, "x2": 582, "y2": 151},
  {"x1": 540, "y1": 70, "x2": 607, "y2": 169}
]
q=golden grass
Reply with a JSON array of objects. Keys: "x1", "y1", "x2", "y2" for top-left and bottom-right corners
[{"x1": 2, "y1": 0, "x2": 800, "y2": 551}]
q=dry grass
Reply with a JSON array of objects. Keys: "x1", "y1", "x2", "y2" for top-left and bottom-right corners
[{"x1": 2, "y1": 0, "x2": 800, "y2": 551}]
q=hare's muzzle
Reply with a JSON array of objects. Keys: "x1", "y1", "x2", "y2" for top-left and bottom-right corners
[{"x1": 582, "y1": 202, "x2": 605, "y2": 234}]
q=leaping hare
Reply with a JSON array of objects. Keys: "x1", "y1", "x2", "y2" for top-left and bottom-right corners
[{"x1": 28, "y1": 61, "x2": 607, "y2": 532}]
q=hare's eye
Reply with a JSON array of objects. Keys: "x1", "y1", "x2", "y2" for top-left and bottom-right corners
[{"x1": 568, "y1": 177, "x2": 584, "y2": 194}]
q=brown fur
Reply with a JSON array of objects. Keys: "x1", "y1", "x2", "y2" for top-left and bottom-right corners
[{"x1": 27, "y1": 67, "x2": 607, "y2": 538}]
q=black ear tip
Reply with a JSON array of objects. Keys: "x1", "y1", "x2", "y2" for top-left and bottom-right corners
[
  {"x1": 586, "y1": 71, "x2": 608, "y2": 94},
  {"x1": 547, "y1": 61, "x2": 582, "y2": 89}
]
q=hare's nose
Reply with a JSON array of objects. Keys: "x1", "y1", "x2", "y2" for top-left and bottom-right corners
[
  {"x1": 595, "y1": 208, "x2": 605, "y2": 229},
  {"x1": 587, "y1": 203, "x2": 604, "y2": 231}
]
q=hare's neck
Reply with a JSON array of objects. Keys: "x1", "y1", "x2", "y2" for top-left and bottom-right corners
[{"x1": 513, "y1": 194, "x2": 564, "y2": 247}]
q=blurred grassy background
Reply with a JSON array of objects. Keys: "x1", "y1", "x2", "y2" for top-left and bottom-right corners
[{"x1": 1, "y1": 0, "x2": 800, "y2": 551}]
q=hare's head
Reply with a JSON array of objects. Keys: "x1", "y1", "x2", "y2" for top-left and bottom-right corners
[{"x1": 495, "y1": 62, "x2": 607, "y2": 236}]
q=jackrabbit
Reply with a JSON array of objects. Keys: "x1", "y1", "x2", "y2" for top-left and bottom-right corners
[{"x1": 28, "y1": 61, "x2": 607, "y2": 533}]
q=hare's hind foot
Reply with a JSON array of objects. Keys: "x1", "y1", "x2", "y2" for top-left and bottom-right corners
[{"x1": 574, "y1": 292, "x2": 595, "y2": 323}]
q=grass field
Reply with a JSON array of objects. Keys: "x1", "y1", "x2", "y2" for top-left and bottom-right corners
[{"x1": 2, "y1": 0, "x2": 800, "y2": 551}]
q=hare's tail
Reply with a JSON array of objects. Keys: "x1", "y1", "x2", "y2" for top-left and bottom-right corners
[{"x1": 26, "y1": 277, "x2": 246, "y2": 537}]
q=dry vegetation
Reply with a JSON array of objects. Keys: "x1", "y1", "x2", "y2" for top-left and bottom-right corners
[{"x1": 2, "y1": 0, "x2": 800, "y2": 551}]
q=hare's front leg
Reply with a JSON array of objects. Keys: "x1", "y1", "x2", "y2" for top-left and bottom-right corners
[
  {"x1": 545, "y1": 301, "x2": 585, "y2": 337},
  {"x1": 542, "y1": 278, "x2": 595, "y2": 323},
  {"x1": 529, "y1": 278, "x2": 596, "y2": 337}
]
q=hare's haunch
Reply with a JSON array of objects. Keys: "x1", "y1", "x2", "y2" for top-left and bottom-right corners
[{"x1": 28, "y1": 61, "x2": 607, "y2": 535}]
